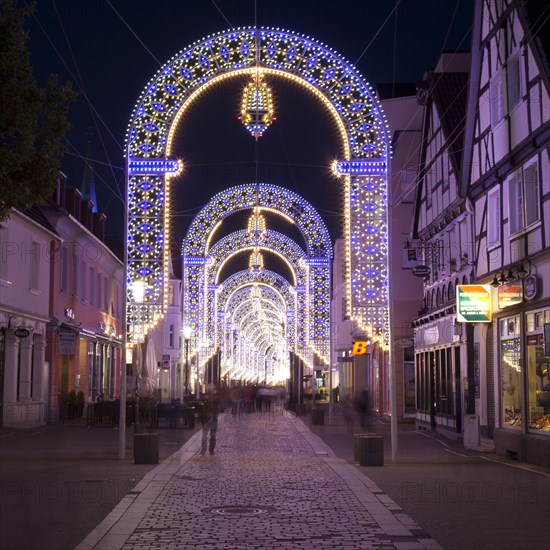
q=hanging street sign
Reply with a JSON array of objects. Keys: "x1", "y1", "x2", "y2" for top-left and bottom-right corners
[
  {"x1": 456, "y1": 285, "x2": 492, "y2": 323},
  {"x1": 412, "y1": 265, "x2": 431, "y2": 278},
  {"x1": 524, "y1": 275, "x2": 538, "y2": 301}
]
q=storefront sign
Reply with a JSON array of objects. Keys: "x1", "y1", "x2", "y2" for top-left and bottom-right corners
[
  {"x1": 14, "y1": 328, "x2": 30, "y2": 338},
  {"x1": 524, "y1": 275, "x2": 537, "y2": 301},
  {"x1": 58, "y1": 332, "x2": 76, "y2": 355},
  {"x1": 338, "y1": 356, "x2": 354, "y2": 363},
  {"x1": 352, "y1": 341, "x2": 369, "y2": 355},
  {"x1": 456, "y1": 285, "x2": 492, "y2": 322},
  {"x1": 498, "y1": 281, "x2": 523, "y2": 309}
]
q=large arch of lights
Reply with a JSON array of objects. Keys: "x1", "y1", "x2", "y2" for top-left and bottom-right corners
[
  {"x1": 206, "y1": 230, "x2": 304, "y2": 381},
  {"x1": 222, "y1": 283, "x2": 288, "y2": 383},
  {"x1": 183, "y1": 183, "x2": 330, "y2": 372},
  {"x1": 125, "y1": 27, "x2": 390, "y2": 357}
]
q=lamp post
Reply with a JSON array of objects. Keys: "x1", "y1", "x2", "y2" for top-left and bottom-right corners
[
  {"x1": 130, "y1": 280, "x2": 147, "y2": 430},
  {"x1": 182, "y1": 326, "x2": 192, "y2": 398}
]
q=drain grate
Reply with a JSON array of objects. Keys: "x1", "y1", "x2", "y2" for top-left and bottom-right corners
[{"x1": 208, "y1": 506, "x2": 272, "y2": 516}]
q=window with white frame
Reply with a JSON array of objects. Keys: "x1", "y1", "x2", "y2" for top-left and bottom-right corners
[
  {"x1": 509, "y1": 160, "x2": 540, "y2": 234},
  {"x1": 81, "y1": 259, "x2": 87, "y2": 301},
  {"x1": 29, "y1": 241, "x2": 39, "y2": 290},
  {"x1": 89, "y1": 266, "x2": 95, "y2": 305},
  {"x1": 506, "y1": 53, "x2": 521, "y2": 109},
  {"x1": 60, "y1": 246, "x2": 68, "y2": 292},
  {"x1": 487, "y1": 187, "x2": 501, "y2": 247},
  {"x1": 0, "y1": 225, "x2": 7, "y2": 281},
  {"x1": 490, "y1": 70, "x2": 504, "y2": 126},
  {"x1": 71, "y1": 252, "x2": 78, "y2": 296}
]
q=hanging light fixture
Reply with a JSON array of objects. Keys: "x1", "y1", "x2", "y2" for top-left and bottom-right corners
[{"x1": 239, "y1": 74, "x2": 275, "y2": 139}]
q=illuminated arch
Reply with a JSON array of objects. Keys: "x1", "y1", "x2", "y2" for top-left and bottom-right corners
[
  {"x1": 126, "y1": 27, "x2": 390, "y2": 357},
  {"x1": 184, "y1": 183, "x2": 330, "y2": 366},
  {"x1": 207, "y1": 229, "x2": 307, "y2": 286}
]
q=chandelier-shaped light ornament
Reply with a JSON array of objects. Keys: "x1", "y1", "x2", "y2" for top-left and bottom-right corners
[
  {"x1": 239, "y1": 75, "x2": 275, "y2": 139},
  {"x1": 249, "y1": 247, "x2": 264, "y2": 272},
  {"x1": 247, "y1": 207, "x2": 267, "y2": 242}
]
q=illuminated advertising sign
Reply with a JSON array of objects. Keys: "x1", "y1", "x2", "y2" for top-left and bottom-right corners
[
  {"x1": 456, "y1": 285, "x2": 492, "y2": 323},
  {"x1": 498, "y1": 281, "x2": 523, "y2": 309}
]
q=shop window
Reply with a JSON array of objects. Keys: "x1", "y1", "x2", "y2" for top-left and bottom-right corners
[
  {"x1": 526, "y1": 308, "x2": 550, "y2": 432},
  {"x1": 500, "y1": 315, "x2": 521, "y2": 429}
]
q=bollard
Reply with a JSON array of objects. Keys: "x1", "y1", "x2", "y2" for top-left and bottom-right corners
[
  {"x1": 353, "y1": 433, "x2": 377, "y2": 462},
  {"x1": 134, "y1": 433, "x2": 159, "y2": 464},
  {"x1": 358, "y1": 435, "x2": 384, "y2": 466}
]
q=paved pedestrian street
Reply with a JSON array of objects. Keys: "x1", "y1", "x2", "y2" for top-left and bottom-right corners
[{"x1": 76, "y1": 407, "x2": 440, "y2": 550}]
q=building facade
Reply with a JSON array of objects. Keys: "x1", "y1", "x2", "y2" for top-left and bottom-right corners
[
  {"x1": 41, "y1": 174, "x2": 124, "y2": 422},
  {"x1": 411, "y1": 52, "x2": 473, "y2": 439},
  {"x1": 462, "y1": 0, "x2": 550, "y2": 465},
  {"x1": 331, "y1": 86, "x2": 424, "y2": 422},
  {"x1": 0, "y1": 208, "x2": 60, "y2": 427}
]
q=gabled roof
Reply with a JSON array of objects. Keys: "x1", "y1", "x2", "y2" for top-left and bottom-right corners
[
  {"x1": 431, "y1": 72, "x2": 469, "y2": 177},
  {"x1": 520, "y1": 0, "x2": 550, "y2": 81},
  {"x1": 20, "y1": 205, "x2": 58, "y2": 235}
]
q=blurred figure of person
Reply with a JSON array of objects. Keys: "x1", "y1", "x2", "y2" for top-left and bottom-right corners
[
  {"x1": 200, "y1": 385, "x2": 220, "y2": 455},
  {"x1": 230, "y1": 386, "x2": 243, "y2": 420},
  {"x1": 341, "y1": 394, "x2": 356, "y2": 431},
  {"x1": 354, "y1": 389, "x2": 370, "y2": 428}
]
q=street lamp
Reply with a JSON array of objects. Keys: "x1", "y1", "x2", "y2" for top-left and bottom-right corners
[{"x1": 182, "y1": 326, "x2": 192, "y2": 398}]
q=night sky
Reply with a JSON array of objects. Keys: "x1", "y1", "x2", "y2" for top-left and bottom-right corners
[{"x1": 26, "y1": 0, "x2": 473, "y2": 252}]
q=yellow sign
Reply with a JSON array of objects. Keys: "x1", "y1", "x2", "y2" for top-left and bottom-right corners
[
  {"x1": 456, "y1": 285, "x2": 492, "y2": 323},
  {"x1": 352, "y1": 341, "x2": 369, "y2": 355}
]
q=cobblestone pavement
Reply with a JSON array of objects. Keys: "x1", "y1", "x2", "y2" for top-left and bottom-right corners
[{"x1": 76, "y1": 406, "x2": 441, "y2": 550}]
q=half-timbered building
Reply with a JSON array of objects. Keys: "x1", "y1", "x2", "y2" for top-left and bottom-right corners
[
  {"x1": 462, "y1": 0, "x2": 550, "y2": 465},
  {"x1": 411, "y1": 52, "x2": 473, "y2": 439}
]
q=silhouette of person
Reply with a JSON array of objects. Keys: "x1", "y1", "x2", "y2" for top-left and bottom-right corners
[{"x1": 200, "y1": 385, "x2": 220, "y2": 455}]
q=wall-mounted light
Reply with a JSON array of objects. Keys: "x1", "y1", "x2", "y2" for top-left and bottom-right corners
[
  {"x1": 491, "y1": 260, "x2": 531, "y2": 287},
  {"x1": 517, "y1": 260, "x2": 531, "y2": 279}
]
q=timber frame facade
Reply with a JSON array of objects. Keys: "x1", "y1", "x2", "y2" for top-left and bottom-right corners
[
  {"x1": 411, "y1": 1, "x2": 549, "y2": 466},
  {"x1": 411, "y1": 52, "x2": 473, "y2": 440},
  {"x1": 461, "y1": 0, "x2": 550, "y2": 466}
]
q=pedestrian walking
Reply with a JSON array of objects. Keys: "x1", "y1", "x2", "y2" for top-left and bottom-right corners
[
  {"x1": 341, "y1": 394, "x2": 356, "y2": 431},
  {"x1": 200, "y1": 385, "x2": 220, "y2": 455}
]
